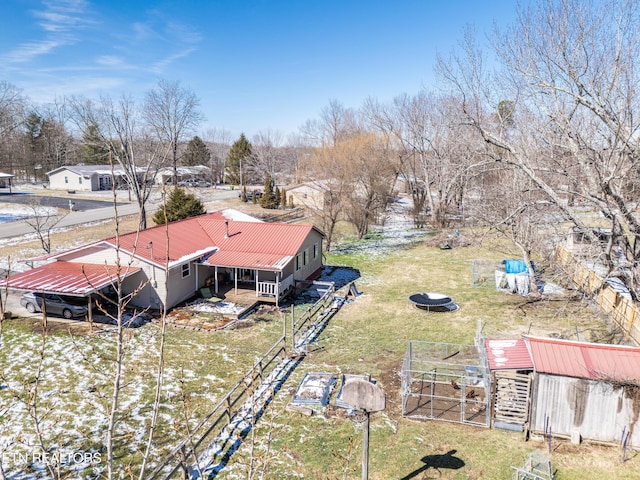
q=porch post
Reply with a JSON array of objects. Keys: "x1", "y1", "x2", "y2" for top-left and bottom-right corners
[
  {"x1": 234, "y1": 268, "x2": 238, "y2": 294},
  {"x1": 255, "y1": 270, "x2": 259, "y2": 297},
  {"x1": 214, "y1": 266, "x2": 219, "y2": 293},
  {"x1": 276, "y1": 271, "x2": 280, "y2": 307}
]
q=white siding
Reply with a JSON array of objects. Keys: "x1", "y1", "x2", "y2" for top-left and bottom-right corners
[
  {"x1": 48, "y1": 170, "x2": 92, "y2": 191},
  {"x1": 62, "y1": 248, "x2": 167, "y2": 309}
]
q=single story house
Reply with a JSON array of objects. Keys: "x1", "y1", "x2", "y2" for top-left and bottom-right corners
[
  {"x1": 3, "y1": 211, "x2": 324, "y2": 310},
  {"x1": 47, "y1": 165, "x2": 146, "y2": 191},
  {"x1": 287, "y1": 182, "x2": 335, "y2": 211},
  {"x1": 0, "y1": 172, "x2": 15, "y2": 191},
  {"x1": 155, "y1": 165, "x2": 211, "y2": 185}
]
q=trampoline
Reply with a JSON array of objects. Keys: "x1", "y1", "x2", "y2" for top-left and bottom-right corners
[{"x1": 408, "y1": 292, "x2": 459, "y2": 312}]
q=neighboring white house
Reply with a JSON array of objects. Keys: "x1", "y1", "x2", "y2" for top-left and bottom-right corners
[
  {"x1": 46, "y1": 165, "x2": 145, "y2": 191},
  {"x1": 155, "y1": 165, "x2": 211, "y2": 185},
  {"x1": 3, "y1": 210, "x2": 325, "y2": 310}
]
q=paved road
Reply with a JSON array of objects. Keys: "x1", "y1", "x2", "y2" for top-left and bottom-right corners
[{"x1": 0, "y1": 186, "x2": 240, "y2": 240}]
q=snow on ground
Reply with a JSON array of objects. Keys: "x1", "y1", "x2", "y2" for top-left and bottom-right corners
[
  {"x1": 330, "y1": 195, "x2": 429, "y2": 258},
  {"x1": 0, "y1": 203, "x2": 58, "y2": 223},
  {"x1": 0, "y1": 327, "x2": 223, "y2": 478}
]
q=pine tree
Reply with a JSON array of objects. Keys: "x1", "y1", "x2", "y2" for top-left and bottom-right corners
[
  {"x1": 183, "y1": 136, "x2": 211, "y2": 166},
  {"x1": 241, "y1": 185, "x2": 248, "y2": 202},
  {"x1": 80, "y1": 124, "x2": 109, "y2": 165},
  {"x1": 225, "y1": 133, "x2": 252, "y2": 185},
  {"x1": 259, "y1": 173, "x2": 277, "y2": 209},
  {"x1": 275, "y1": 186, "x2": 281, "y2": 208},
  {"x1": 281, "y1": 187, "x2": 288, "y2": 209},
  {"x1": 153, "y1": 187, "x2": 206, "y2": 225}
]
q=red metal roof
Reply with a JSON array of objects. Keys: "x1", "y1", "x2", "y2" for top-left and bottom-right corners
[
  {"x1": 525, "y1": 335, "x2": 640, "y2": 381},
  {"x1": 106, "y1": 213, "x2": 320, "y2": 271},
  {"x1": 3, "y1": 262, "x2": 140, "y2": 295},
  {"x1": 486, "y1": 338, "x2": 533, "y2": 370}
]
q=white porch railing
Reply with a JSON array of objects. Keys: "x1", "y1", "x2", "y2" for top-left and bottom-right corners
[{"x1": 257, "y1": 273, "x2": 294, "y2": 299}]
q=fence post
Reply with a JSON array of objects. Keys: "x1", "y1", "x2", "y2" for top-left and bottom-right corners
[{"x1": 291, "y1": 305, "x2": 295, "y2": 350}]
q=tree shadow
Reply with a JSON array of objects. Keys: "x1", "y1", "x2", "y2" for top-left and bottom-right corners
[{"x1": 400, "y1": 449, "x2": 465, "y2": 479}]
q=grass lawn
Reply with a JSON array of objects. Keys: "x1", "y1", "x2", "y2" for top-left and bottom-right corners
[
  {"x1": 218, "y1": 233, "x2": 638, "y2": 480},
  {"x1": 0, "y1": 216, "x2": 637, "y2": 478}
]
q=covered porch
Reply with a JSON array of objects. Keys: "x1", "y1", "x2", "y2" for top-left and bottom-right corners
[{"x1": 202, "y1": 265, "x2": 294, "y2": 306}]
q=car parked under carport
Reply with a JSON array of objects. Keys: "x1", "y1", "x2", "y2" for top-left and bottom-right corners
[{"x1": 19, "y1": 292, "x2": 91, "y2": 319}]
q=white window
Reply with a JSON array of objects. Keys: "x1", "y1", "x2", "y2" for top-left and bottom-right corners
[
  {"x1": 313, "y1": 243, "x2": 318, "y2": 259},
  {"x1": 303, "y1": 250, "x2": 308, "y2": 266},
  {"x1": 296, "y1": 254, "x2": 302, "y2": 271},
  {"x1": 64, "y1": 176, "x2": 68, "y2": 184},
  {"x1": 181, "y1": 263, "x2": 191, "y2": 278},
  {"x1": 78, "y1": 177, "x2": 83, "y2": 184}
]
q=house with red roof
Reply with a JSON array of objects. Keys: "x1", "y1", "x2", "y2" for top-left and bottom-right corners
[{"x1": 4, "y1": 211, "x2": 324, "y2": 311}]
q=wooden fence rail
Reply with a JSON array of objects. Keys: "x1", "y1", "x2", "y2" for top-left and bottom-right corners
[
  {"x1": 555, "y1": 244, "x2": 640, "y2": 345},
  {"x1": 146, "y1": 336, "x2": 287, "y2": 479},
  {"x1": 147, "y1": 280, "x2": 337, "y2": 479}
]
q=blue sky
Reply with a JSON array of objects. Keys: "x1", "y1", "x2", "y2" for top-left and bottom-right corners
[{"x1": 0, "y1": 0, "x2": 520, "y2": 139}]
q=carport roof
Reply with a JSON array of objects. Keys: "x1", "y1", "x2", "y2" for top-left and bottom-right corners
[{"x1": 2, "y1": 262, "x2": 141, "y2": 296}]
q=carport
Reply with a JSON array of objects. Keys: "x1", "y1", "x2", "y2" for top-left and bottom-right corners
[{"x1": 1, "y1": 261, "x2": 141, "y2": 321}]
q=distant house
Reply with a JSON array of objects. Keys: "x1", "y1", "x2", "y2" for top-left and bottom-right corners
[
  {"x1": 0, "y1": 172, "x2": 15, "y2": 192},
  {"x1": 3, "y1": 210, "x2": 324, "y2": 310},
  {"x1": 287, "y1": 183, "x2": 330, "y2": 210},
  {"x1": 155, "y1": 165, "x2": 211, "y2": 186},
  {"x1": 47, "y1": 165, "x2": 146, "y2": 191}
]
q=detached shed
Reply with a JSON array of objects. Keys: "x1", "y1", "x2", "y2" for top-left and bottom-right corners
[
  {"x1": 526, "y1": 336, "x2": 640, "y2": 446},
  {"x1": 482, "y1": 337, "x2": 534, "y2": 432}
]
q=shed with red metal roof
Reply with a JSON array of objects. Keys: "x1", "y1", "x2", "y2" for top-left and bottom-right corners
[{"x1": 525, "y1": 335, "x2": 640, "y2": 446}]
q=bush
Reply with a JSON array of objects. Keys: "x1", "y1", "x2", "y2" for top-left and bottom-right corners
[{"x1": 153, "y1": 187, "x2": 206, "y2": 225}]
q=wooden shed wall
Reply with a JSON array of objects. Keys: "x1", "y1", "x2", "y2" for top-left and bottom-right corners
[{"x1": 530, "y1": 373, "x2": 640, "y2": 446}]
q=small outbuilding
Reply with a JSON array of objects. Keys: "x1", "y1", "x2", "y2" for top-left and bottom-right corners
[{"x1": 526, "y1": 335, "x2": 640, "y2": 446}]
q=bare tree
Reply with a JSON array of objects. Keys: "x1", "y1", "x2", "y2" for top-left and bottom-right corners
[
  {"x1": 143, "y1": 79, "x2": 204, "y2": 184},
  {"x1": 23, "y1": 203, "x2": 68, "y2": 254},
  {"x1": 0, "y1": 81, "x2": 26, "y2": 138},
  {"x1": 251, "y1": 129, "x2": 286, "y2": 184},
  {"x1": 438, "y1": 0, "x2": 640, "y2": 296},
  {"x1": 203, "y1": 127, "x2": 231, "y2": 185},
  {"x1": 341, "y1": 133, "x2": 398, "y2": 238},
  {"x1": 70, "y1": 95, "x2": 162, "y2": 230}
]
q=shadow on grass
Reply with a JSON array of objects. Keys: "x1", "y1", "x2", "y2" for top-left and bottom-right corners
[{"x1": 400, "y1": 449, "x2": 465, "y2": 479}]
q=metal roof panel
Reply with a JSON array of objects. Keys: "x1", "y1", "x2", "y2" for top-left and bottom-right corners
[{"x1": 525, "y1": 335, "x2": 640, "y2": 381}]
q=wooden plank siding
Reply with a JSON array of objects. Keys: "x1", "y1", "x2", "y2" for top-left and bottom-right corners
[
  {"x1": 492, "y1": 370, "x2": 531, "y2": 429},
  {"x1": 530, "y1": 373, "x2": 640, "y2": 446}
]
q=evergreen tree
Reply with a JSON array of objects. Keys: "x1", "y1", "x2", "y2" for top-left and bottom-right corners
[
  {"x1": 281, "y1": 187, "x2": 288, "y2": 209},
  {"x1": 80, "y1": 124, "x2": 109, "y2": 164},
  {"x1": 259, "y1": 173, "x2": 278, "y2": 209},
  {"x1": 153, "y1": 187, "x2": 206, "y2": 225},
  {"x1": 183, "y1": 135, "x2": 211, "y2": 166},
  {"x1": 241, "y1": 185, "x2": 248, "y2": 202},
  {"x1": 275, "y1": 186, "x2": 281, "y2": 208},
  {"x1": 225, "y1": 133, "x2": 252, "y2": 185}
]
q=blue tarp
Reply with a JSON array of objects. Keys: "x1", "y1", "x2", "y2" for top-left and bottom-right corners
[{"x1": 503, "y1": 259, "x2": 534, "y2": 274}]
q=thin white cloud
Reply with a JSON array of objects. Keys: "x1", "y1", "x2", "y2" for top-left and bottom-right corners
[
  {"x1": 5, "y1": 0, "x2": 93, "y2": 63},
  {"x1": 151, "y1": 47, "x2": 198, "y2": 74},
  {"x1": 5, "y1": 39, "x2": 69, "y2": 63}
]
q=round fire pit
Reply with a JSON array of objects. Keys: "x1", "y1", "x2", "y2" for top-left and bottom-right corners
[{"x1": 408, "y1": 292, "x2": 459, "y2": 312}]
